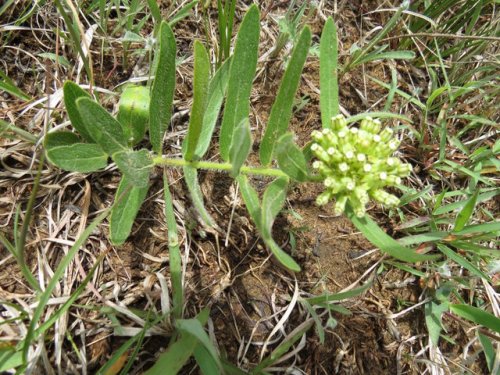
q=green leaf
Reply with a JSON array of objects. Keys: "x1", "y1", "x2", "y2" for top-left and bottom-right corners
[
  {"x1": 275, "y1": 133, "x2": 308, "y2": 182},
  {"x1": 112, "y1": 149, "x2": 152, "y2": 188},
  {"x1": 163, "y1": 173, "x2": 183, "y2": 319},
  {"x1": 63, "y1": 81, "x2": 93, "y2": 142},
  {"x1": 194, "y1": 345, "x2": 220, "y2": 375},
  {"x1": 237, "y1": 175, "x2": 262, "y2": 229},
  {"x1": 168, "y1": 0, "x2": 199, "y2": 27},
  {"x1": 319, "y1": 17, "x2": 339, "y2": 127},
  {"x1": 76, "y1": 97, "x2": 128, "y2": 155},
  {"x1": 144, "y1": 333, "x2": 198, "y2": 375},
  {"x1": 453, "y1": 189, "x2": 479, "y2": 232},
  {"x1": 38, "y1": 52, "x2": 71, "y2": 67},
  {"x1": 219, "y1": 4, "x2": 260, "y2": 160},
  {"x1": 346, "y1": 205, "x2": 440, "y2": 263},
  {"x1": 259, "y1": 26, "x2": 311, "y2": 165},
  {"x1": 45, "y1": 131, "x2": 80, "y2": 147},
  {"x1": 425, "y1": 301, "x2": 449, "y2": 345},
  {"x1": 183, "y1": 166, "x2": 216, "y2": 228},
  {"x1": 0, "y1": 347, "x2": 23, "y2": 372},
  {"x1": 306, "y1": 278, "x2": 373, "y2": 306},
  {"x1": 437, "y1": 244, "x2": 490, "y2": 281},
  {"x1": 237, "y1": 176, "x2": 300, "y2": 272},
  {"x1": 355, "y1": 50, "x2": 415, "y2": 65},
  {"x1": 117, "y1": 85, "x2": 150, "y2": 146},
  {"x1": 478, "y1": 333, "x2": 496, "y2": 372},
  {"x1": 150, "y1": 21, "x2": 176, "y2": 153},
  {"x1": 176, "y1": 318, "x2": 221, "y2": 371},
  {"x1": 450, "y1": 304, "x2": 500, "y2": 334},
  {"x1": 195, "y1": 57, "x2": 231, "y2": 159},
  {"x1": 109, "y1": 175, "x2": 149, "y2": 245},
  {"x1": 46, "y1": 142, "x2": 108, "y2": 173},
  {"x1": 0, "y1": 69, "x2": 30, "y2": 101},
  {"x1": 261, "y1": 177, "x2": 288, "y2": 233},
  {"x1": 184, "y1": 41, "x2": 211, "y2": 161},
  {"x1": 229, "y1": 118, "x2": 252, "y2": 177}
]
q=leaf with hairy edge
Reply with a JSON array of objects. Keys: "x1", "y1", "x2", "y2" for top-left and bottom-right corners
[
  {"x1": 150, "y1": 21, "x2": 176, "y2": 154},
  {"x1": 110, "y1": 175, "x2": 149, "y2": 245},
  {"x1": 112, "y1": 149, "x2": 152, "y2": 188},
  {"x1": 45, "y1": 131, "x2": 81, "y2": 147},
  {"x1": 184, "y1": 41, "x2": 211, "y2": 161},
  {"x1": 346, "y1": 204, "x2": 440, "y2": 263},
  {"x1": 259, "y1": 26, "x2": 311, "y2": 165},
  {"x1": 319, "y1": 17, "x2": 339, "y2": 127},
  {"x1": 76, "y1": 97, "x2": 128, "y2": 155},
  {"x1": 46, "y1": 141, "x2": 108, "y2": 173},
  {"x1": 261, "y1": 177, "x2": 288, "y2": 233},
  {"x1": 63, "y1": 81, "x2": 94, "y2": 142},
  {"x1": 117, "y1": 85, "x2": 150, "y2": 146},
  {"x1": 264, "y1": 237, "x2": 301, "y2": 272},
  {"x1": 183, "y1": 166, "x2": 216, "y2": 228},
  {"x1": 229, "y1": 118, "x2": 252, "y2": 177},
  {"x1": 276, "y1": 133, "x2": 308, "y2": 182},
  {"x1": 237, "y1": 175, "x2": 262, "y2": 229},
  {"x1": 195, "y1": 57, "x2": 231, "y2": 159},
  {"x1": 453, "y1": 189, "x2": 479, "y2": 232},
  {"x1": 219, "y1": 5, "x2": 260, "y2": 160}
]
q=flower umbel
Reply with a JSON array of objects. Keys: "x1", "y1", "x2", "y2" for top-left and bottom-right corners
[{"x1": 311, "y1": 115, "x2": 412, "y2": 217}]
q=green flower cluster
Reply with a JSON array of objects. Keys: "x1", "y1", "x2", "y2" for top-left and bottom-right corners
[{"x1": 311, "y1": 115, "x2": 412, "y2": 217}]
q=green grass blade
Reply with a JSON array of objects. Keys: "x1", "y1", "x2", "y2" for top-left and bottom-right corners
[
  {"x1": 259, "y1": 26, "x2": 311, "y2": 165},
  {"x1": 184, "y1": 41, "x2": 210, "y2": 161},
  {"x1": 0, "y1": 69, "x2": 30, "y2": 101},
  {"x1": 354, "y1": 50, "x2": 415, "y2": 65},
  {"x1": 319, "y1": 17, "x2": 339, "y2": 127},
  {"x1": 346, "y1": 205, "x2": 439, "y2": 262},
  {"x1": 163, "y1": 172, "x2": 183, "y2": 319},
  {"x1": 23, "y1": 208, "x2": 110, "y2": 362},
  {"x1": 76, "y1": 97, "x2": 128, "y2": 155},
  {"x1": 437, "y1": 244, "x2": 490, "y2": 281},
  {"x1": 450, "y1": 304, "x2": 500, "y2": 334},
  {"x1": 0, "y1": 119, "x2": 37, "y2": 143},
  {"x1": 150, "y1": 21, "x2": 176, "y2": 154},
  {"x1": 183, "y1": 166, "x2": 216, "y2": 227},
  {"x1": 63, "y1": 81, "x2": 93, "y2": 142},
  {"x1": 144, "y1": 334, "x2": 198, "y2": 375},
  {"x1": 168, "y1": 0, "x2": 199, "y2": 27},
  {"x1": 453, "y1": 189, "x2": 479, "y2": 232},
  {"x1": 195, "y1": 57, "x2": 231, "y2": 159},
  {"x1": 146, "y1": 0, "x2": 161, "y2": 24},
  {"x1": 306, "y1": 278, "x2": 373, "y2": 306},
  {"x1": 219, "y1": 5, "x2": 260, "y2": 160},
  {"x1": 229, "y1": 118, "x2": 252, "y2": 177},
  {"x1": 176, "y1": 319, "x2": 221, "y2": 371},
  {"x1": 194, "y1": 344, "x2": 220, "y2": 375},
  {"x1": 109, "y1": 175, "x2": 149, "y2": 245}
]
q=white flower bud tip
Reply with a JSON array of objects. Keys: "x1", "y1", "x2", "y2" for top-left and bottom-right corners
[
  {"x1": 312, "y1": 161, "x2": 321, "y2": 169},
  {"x1": 357, "y1": 153, "x2": 366, "y2": 162},
  {"x1": 311, "y1": 143, "x2": 319, "y2": 151},
  {"x1": 345, "y1": 150, "x2": 354, "y2": 159},
  {"x1": 387, "y1": 158, "x2": 395, "y2": 166},
  {"x1": 338, "y1": 130, "x2": 347, "y2": 138},
  {"x1": 364, "y1": 164, "x2": 372, "y2": 172},
  {"x1": 346, "y1": 181, "x2": 355, "y2": 190},
  {"x1": 339, "y1": 163, "x2": 349, "y2": 172},
  {"x1": 380, "y1": 172, "x2": 387, "y2": 180},
  {"x1": 373, "y1": 135, "x2": 381, "y2": 142},
  {"x1": 350, "y1": 127, "x2": 359, "y2": 134},
  {"x1": 324, "y1": 177, "x2": 335, "y2": 187},
  {"x1": 327, "y1": 147, "x2": 335, "y2": 155}
]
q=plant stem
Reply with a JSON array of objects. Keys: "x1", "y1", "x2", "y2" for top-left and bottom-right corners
[{"x1": 153, "y1": 156, "x2": 289, "y2": 178}]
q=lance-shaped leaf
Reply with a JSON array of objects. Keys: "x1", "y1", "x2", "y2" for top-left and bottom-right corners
[
  {"x1": 117, "y1": 85, "x2": 150, "y2": 146},
  {"x1": 195, "y1": 57, "x2": 231, "y2": 159},
  {"x1": 110, "y1": 174, "x2": 149, "y2": 245},
  {"x1": 276, "y1": 133, "x2": 308, "y2": 182},
  {"x1": 319, "y1": 17, "x2": 339, "y2": 127},
  {"x1": 183, "y1": 166, "x2": 216, "y2": 228},
  {"x1": 184, "y1": 41, "x2": 211, "y2": 161},
  {"x1": 45, "y1": 132, "x2": 108, "y2": 173},
  {"x1": 76, "y1": 97, "x2": 128, "y2": 155},
  {"x1": 259, "y1": 26, "x2": 311, "y2": 165},
  {"x1": 238, "y1": 176, "x2": 300, "y2": 272},
  {"x1": 112, "y1": 149, "x2": 153, "y2": 188},
  {"x1": 63, "y1": 81, "x2": 94, "y2": 142},
  {"x1": 229, "y1": 118, "x2": 252, "y2": 178},
  {"x1": 219, "y1": 5, "x2": 260, "y2": 161},
  {"x1": 150, "y1": 21, "x2": 176, "y2": 154}
]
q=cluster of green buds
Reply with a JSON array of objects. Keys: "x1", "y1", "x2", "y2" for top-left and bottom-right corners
[{"x1": 311, "y1": 115, "x2": 412, "y2": 217}]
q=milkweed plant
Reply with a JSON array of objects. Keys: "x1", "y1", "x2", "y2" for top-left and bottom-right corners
[{"x1": 45, "y1": 5, "x2": 432, "y2": 273}]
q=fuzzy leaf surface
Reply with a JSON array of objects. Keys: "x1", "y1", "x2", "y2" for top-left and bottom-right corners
[
  {"x1": 112, "y1": 149, "x2": 152, "y2": 188},
  {"x1": 63, "y1": 81, "x2": 94, "y2": 142},
  {"x1": 276, "y1": 133, "x2": 308, "y2": 182},
  {"x1": 229, "y1": 118, "x2": 252, "y2": 177}
]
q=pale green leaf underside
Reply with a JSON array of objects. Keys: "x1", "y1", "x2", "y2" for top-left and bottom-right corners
[
  {"x1": 110, "y1": 175, "x2": 149, "y2": 245},
  {"x1": 183, "y1": 166, "x2": 216, "y2": 228},
  {"x1": 117, "y1": 85, "x2": 150, "y2": 146},
  {"x1": 229, "y1": 118, "x2": 252, "y2": 177},
  {"x1": 63, "y1": 81, "x2": 93, "y2": 142},
  {"x1": 319, "y1": 17, "x2": 339, "y2": 127},
  {"x1": 276, "y1": 133, "x2": 308, "y2": 182},
  {"x1": 46, "y1": 142, "x2": 108, "y2": 173},
  {"x1": 112, "y1": 149, "x2": 153, "y2": 188}
]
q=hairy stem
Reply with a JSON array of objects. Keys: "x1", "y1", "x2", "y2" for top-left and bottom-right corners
[{"x1": 152, "y1": 156, "x2": 289, "y2": 178}]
